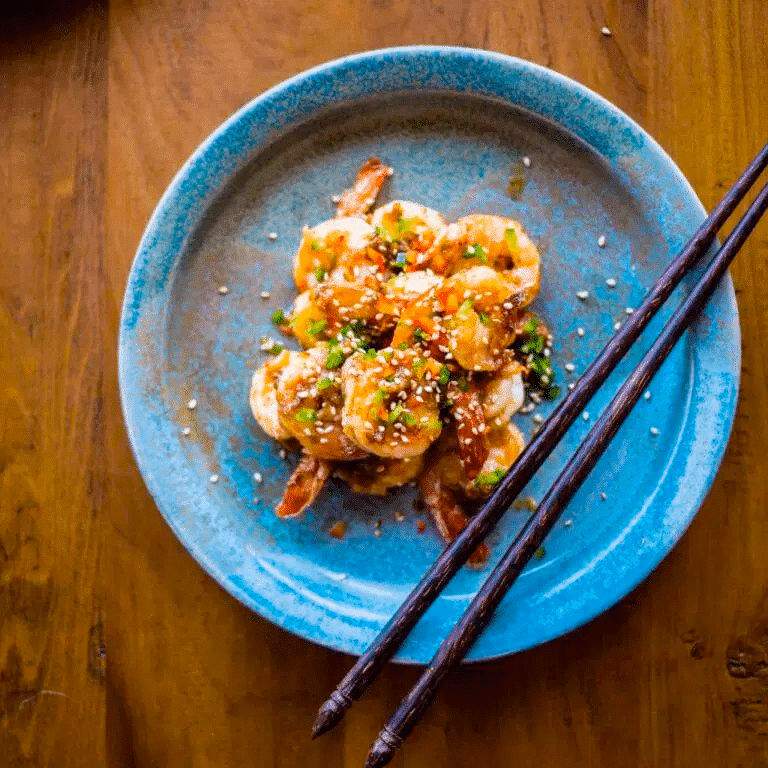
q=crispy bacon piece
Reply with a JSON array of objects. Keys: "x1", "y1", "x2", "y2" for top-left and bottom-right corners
[{"x1": 335, "y1": 157, "x2": 392, "y2": 217}]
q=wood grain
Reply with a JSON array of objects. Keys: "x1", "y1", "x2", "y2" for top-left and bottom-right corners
[
  {"x1": 0, "y1": 3, "x2": 108, "y2": 766},
  {"x1": 1, "y1": 0, "x2": 766, "y2": 766}
]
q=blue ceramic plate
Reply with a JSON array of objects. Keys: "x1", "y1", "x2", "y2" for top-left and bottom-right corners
[{"x1": 119, "y1": 47, "x2": 740, "y2": 663}]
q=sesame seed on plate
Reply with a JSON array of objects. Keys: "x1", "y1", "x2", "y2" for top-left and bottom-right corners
[
  {"x1": 606, "y1": 278, "x2": 617, "y2": 287},
  {"x1": 577, "y1": 327, "x2": 585, "y2": 337},
  {"x1": 625, "y1": 307, "x2": 634, "y2": 315},
  {"x1": 565, "y1": 363, "x2": 575, "y2": 372},
  {"x1": 268, "y1": 232, "x2": 278, "y2": 240},
  {"x1": 181, "y1": 427, "x2": 191, "y2": 436},
  {"x1": 582, "y1": 411, "x2": 590, "y2": 420},
  {"x1": 564, "y1": 518, "x2": 574, "y2": 528},
  {"x1": 209, "y1": 474, "x2": 219, "y2": 484},
  {"x1": 650, "y1": 427, "x2": 660, "y2": 436},
  {"x1": 253, "y1": 472, "x2": 263, "y2": 483},
  {"x1": 218, "y1": 285, "x2": 229, "y2": 295},
  {"x1": 568, "y1": 383, "x2": 575, "y2": 390},
  {"x1": 533, "y1": 414, "x2": 543, "y2": 423},
  {"x1": 577, "y1": 290, "x2": 589, "y2": 300},
  {"x1": 260, "y1": 291, "x2": 271, "y2": 299},
  {"x1": 187, "y1": 398, "x2": 197, "y2": 410},
  {"x1": 279, "y1": 448, "x2": 286, "y2": 459},
  {"x1": 523, "y1": 156, "x2": 531, "y2": 168},
  {"x1": 331, "y1": 195, "x2": 341, "y2": 203},
  {"x1": 600, "y1": 491, "x2": 607, "y2": 500},
  {"x1": 601, "y1": 25, "x2": 612, "y2": 36},
  {"x1": 613, "y1": 321, "x2": 622, "y2": 331},
  {"x1": 598, "y1": 235, "x2": 607, "y2": 248},
  {"x1": 644, "y1": 391, "x2": 651, "y2": 400}
]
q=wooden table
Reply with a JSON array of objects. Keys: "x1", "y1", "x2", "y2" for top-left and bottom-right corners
[{"x1": 2, "y1": 1, "x2": 767, "y2": 765}]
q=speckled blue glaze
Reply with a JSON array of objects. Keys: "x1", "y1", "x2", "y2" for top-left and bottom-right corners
[{"x1": 118, "y1": 47, "x2": 740, "y2": 663}]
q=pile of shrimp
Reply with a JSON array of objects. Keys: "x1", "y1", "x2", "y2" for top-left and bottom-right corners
[{"x1": 250, "y1": 158, "x2": 553, "y2": 565}]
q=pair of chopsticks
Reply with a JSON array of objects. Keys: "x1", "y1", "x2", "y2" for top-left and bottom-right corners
[{"x1": 313, "y1": 141, "x2": 768, "y2": 767}]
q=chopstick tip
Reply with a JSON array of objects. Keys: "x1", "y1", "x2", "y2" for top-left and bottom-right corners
[
  {"x1": 311, "y1": 693, "x2": 349, "y2": 738},
  {"x1": 365, "y1": 736, "x2": 397, "y2": 768}
]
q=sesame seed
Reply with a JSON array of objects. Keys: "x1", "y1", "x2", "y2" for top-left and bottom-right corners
[
  {"x1": 600, "y1": 491, "x2": 607, "y2": 500},
  {"x1": 182, "y1": 427, "x2": 191, "y2": 436},
  {"x1": 331, "y1": 195, "x2": 341, "y2": 203},
  {"x1": 577, "y1": 290, "x2": 589, "y2": 300},
  {"x1": 523, "y1": 156, "x2": 531, "y2": 168},
  {"x1": 598, "y1": 235, "x2": 607, "y2": 248},
  {"x1": 395, "y1": 511, "x2": 405, "y2": 522},
  {"x1": 563, "y1": 518, "x2": 573, "y2": 528},
  {"x1": 625, "y1": 307, "x2": 634, "y2": 315},
  {"x1": 582, "y1": 411, "x2": 590, "y2": 420},
  {"x1": 543, "y1": 348, "x2": 550, "y2": 358},
  {"x1": 253, "y1": 472, "x2": 263, "y2": 483},
  {"x1": 279, "y1": 448, "x2": 286, "y2": 459},
  {"x1": 650, "y1": 427, "x2": 660, "y2": 436},
  {"x1": 644, "y1": 391, "x2": 651, "y2": 400},
  {"x1": 568, "y1": 383, "x2": 575, "y2": 390},
  {"x1": 601, "y1": 25, "x2": 612, "y2": 36},
  {"x1": 577, "y1": 327, "x2": 585, "y2": 337},
  {"x1": 260, "y1": 291, "x2": 271, "y2": 300},
  {"x1": 613, "y1": 321, "x2": 622, "y2": 331},
  {"x1": 565, "y1": 363, "x2": 575, "y2": 372},
  {"x1": 209, "y1": 474, "x2": 219, "y2": 484},
  {"x1": 218, "y1": 285, "x2": 229, "y2": 295},
  {"x1": 268, "y1": 232, "x2": 277, "y2": 240},
  {"x1": 187, "y1": 398, "x2": 197, "y2": 410},
  {"x1": 533, "y1": 414, "x2": 543, "y2": 423},
  {"x1": 606, "y1": 278, "x2": 617, "y2": 287},
  {"x1": 374, "y1": 528, "x2": 382, "y2": 538}
]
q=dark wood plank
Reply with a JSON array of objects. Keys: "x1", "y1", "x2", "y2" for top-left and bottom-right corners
[
  {"x1": 0, "y1": 3, "x2": 108, "y2": 766},
  {"x1": 101, "y1": 1, "x2": 768, "y2": 767}
]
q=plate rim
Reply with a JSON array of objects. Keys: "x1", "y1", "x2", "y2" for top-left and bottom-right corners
[{"x1": 118, "y1": 45, "x2": 741, "y2": 663}]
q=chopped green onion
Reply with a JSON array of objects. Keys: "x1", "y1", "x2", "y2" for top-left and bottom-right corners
[
  {"x1": 372, "y1": 388, "x2": 386, "y2": 404},
  {"x1": 522, "y1": 315, "x2": 540, "y2": 335},
  {"x1": 401, "y1": 411, "x2": 417, "y2": 426},
  {"x1": 477, "y1": 311, "x2": 489, "y2": 326},
  {"x1": 386, "y1": 403, "x2": 405, "y2": 424},
  {"x1": 271, "y1": 309, "x2": 287, "y2": 326},
  {"x1": 534, "y1": 546, "x2": 546, "y2": 559},
  {"x1": 504, "y1": 227, "x2": 518, "y2": 253},
  {"x1": 364, "y1": 348, "x2": 377, "y2": 361},
  {"x1": 307, "y1": 318, "x2": 327, "y2": 336},
  {"x1": 457, "y1": 378, "x2": 470, "y2": 392},
  {"x1": 545, "y1": 385, "x2": 561, "y2": 400},
  {"x1": 265, "y1": 343, "x2": 283, "y2": 355},
  {"x1": 397, "y1": 341, "x2": 408, "y2": 350},
  {"x1": 313, "y1": 266, "x2": 326, "y2": 282},
  {"x1": 310, "y1": 241, "x2": 322, "y2": 251},
  {"x1": 413, "y1": 327, "x2": 428, "y2": 342},
  {"x1": 462, "y1": 243, "x2": 487, "y2": 262},
  {"x1": 375, "y1": 225, "x2": 392, "y2": 242},
  {"x1": 458, "y1": 298, "x2": 474, "y2": 314},
  {"x1": 475, "y1": 469, "x2": 505, "y2": 487},
  {"x1": 325, "y1": 349, "x2": 345, "y2": 369},
  {"x1": 413, "y1": 359, "x2": 426, "y2": 370},
  {"x1": 317, "y1": 378, "x2": 334, "y2": 391},
  {"x1": 438, "y1": 365, "x2": 450, "y2": 385},
  {"x1": 396, "y1": 216, "x2": 417, "y2": 234},
  {"x1": 295, "y1": 408, "x2": 317, "y2": 422}
]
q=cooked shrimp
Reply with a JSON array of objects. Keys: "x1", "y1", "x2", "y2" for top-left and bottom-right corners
[
  {"x1": 336, "y1": 157, "x2": 392, "y2": 217},
  {"x1": 426, "y1": 214, "x2": 540, "y2": 306},
  {"x1": 334, "y1": 454, "x2": 424, "y2": 495},
  {"x1": 424, "y1": 421, "x2": 525, "y2": 500},
  {"x1": 478, "y1": 353, "x2": 525, "y2": 423},
  {"x1": 371, "y1": 200, "x2": 446, "y2": 260},
  {"x1": 341, "y1": 348, "x2": 443, "y2": 459},
  {"x1": 287, "y1": 291, "x2": 333, "y2": 347},
  {"x1": 293, "y1": 217, "x2": 374, "y2": 292},
  {"x1": 250, "y1": 350, "x2": 292, "y2": 440},
  {"x1": 448, "y1": 385, "x2": 489, "y2": 480},
  {"x1": 438, "y1": 266, "x2": 529, "y2": 371},
  {"x1": 275, "y1": 346, "x2": 368, "y2": 461},
  {"x1": 275, "y1": 452, "x2": 332, "y2": 518}
]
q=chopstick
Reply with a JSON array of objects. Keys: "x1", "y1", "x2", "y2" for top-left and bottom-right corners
[
  {"x1": 312, "y1": 141, "x2": 768, "y2": 741},
  {"x1": 364, "y1": 176, "x2": 768, "y2": 767}
]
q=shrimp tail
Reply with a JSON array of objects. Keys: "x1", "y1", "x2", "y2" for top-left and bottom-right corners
[
  {"x1": 419, "y1": 463, "x2": 489, "y2": 566},
  {"x1": 275, "y1": 453, "x2": 333, "y2": 518},
  {"x1": 336, "y1": 158, "x2": 392, "y2": 218}
]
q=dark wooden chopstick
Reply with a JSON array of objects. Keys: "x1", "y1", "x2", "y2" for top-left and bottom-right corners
[
  {"x1": 364, "y1": 177, "x2": 768, "y2": 767},
  {"x1": 312, "y1": 141, "x2": 768, "y2": 740}
]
